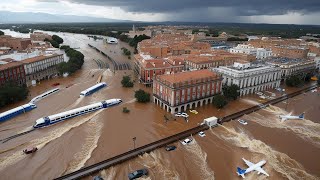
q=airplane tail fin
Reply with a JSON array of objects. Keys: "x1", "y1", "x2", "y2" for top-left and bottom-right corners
[
  {"x1": 237, "y1": 167, "x2": 246, "y2": 178},
  {"x1": 299, "y1": 113, "x2": 305, "y2": 119}
]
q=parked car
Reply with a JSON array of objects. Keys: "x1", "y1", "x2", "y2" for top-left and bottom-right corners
[
  {"x1": 23, "y1": 147, "x2": 38, "y2": 154},
  {"x1": 198, "y1": 131, "x2": 206, "y2": 137},
  {"x1": 93, "y1": 176, "x2": 104, "y2": 180},
  {"x1": 52, "y1": 83, "x2": 60, "y2": 86},
  {"x1": 189, "y1": 110, "x2": 198, "y2": 114},
  {"x1": 128, "y1": 169, "x2": 148, "y2": 180},
  {"x1": 175, "y1": 112, "x2": 189, "y2": 118},
  {"x1": 181, "y1": 138, "x2": 193, "y2": 145},
  {"x1": 238, "y1": 119, "x2": 248, "y2": 125},
  {"x1": 165, "y1": 145, "x2": 177, "y2": 151}
]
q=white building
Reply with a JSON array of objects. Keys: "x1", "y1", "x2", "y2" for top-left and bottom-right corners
[
  {"x1": 22, "y1": 54, "x2": 64, "y2": 86},
  {"x1": 266, "y1": 58, "x2": 316, "y2": 79},
  {"x1": 214, "y1": 62, "x2": 281, "y2": 96},
  {"x1": 0, "y1": 50, "x2": 43, "y2": 61},
  {"x1": 229, "y1": 44, "x2": 272, "y2": 60}
]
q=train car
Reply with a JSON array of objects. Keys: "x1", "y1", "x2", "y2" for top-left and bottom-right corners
[
  {"x1": 0, "y1": 103, "x2": 37, "y2": 123},
  {"x1": 80, "y1": 82, "x2": 107, "y2": 97},
  {"x1": 33, "y1": 98, "x2": 122, "y2": 128},
  {"x1": 30, "y1": 88, "x2": 60, "y2": 104}
]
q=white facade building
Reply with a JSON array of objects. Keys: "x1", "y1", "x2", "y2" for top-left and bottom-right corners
[
  {"x1": 229, "y1": 44, "x2": 272, "y2": 60},
  {"x1": 266, "y1": 58, "x2": 316, "y2": 79},
  {"x1": 22, "y1": 54, "x2": 64, "y2": 86},
  {"x1": 214, "y1": 62, "x2": 281, "y2": 96}
]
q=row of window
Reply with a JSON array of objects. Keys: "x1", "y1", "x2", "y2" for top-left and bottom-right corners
[{"x1": 52, "y1": 106, "x2": 102, "y2": 122}]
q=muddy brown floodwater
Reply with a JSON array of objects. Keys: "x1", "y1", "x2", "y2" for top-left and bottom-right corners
[{"x1": 0, "y1": 30, "x2": 319, "y2": 180}]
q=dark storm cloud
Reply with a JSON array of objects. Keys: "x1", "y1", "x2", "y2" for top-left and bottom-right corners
[{"x1": 41, "y1": 0, "x2": 320, "y2": 16}]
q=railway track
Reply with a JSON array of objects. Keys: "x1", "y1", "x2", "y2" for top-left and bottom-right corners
[
  {"x1": 88, "y1": 44, "x2": 131, "y2": 71},
  {"x1": 0, "y1": 129, "x2": 35, "y2": 143},
  {"x1": 56, "y1": 84, "x2": 318, "y2": 180}
]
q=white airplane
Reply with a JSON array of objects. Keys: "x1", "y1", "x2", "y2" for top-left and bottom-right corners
[
  {"x1": 279, "y1": 112, "x2": 304, "y2": 122},
  {"x1": 237, "y1": 158, "x2": 269, "y2": 178}
]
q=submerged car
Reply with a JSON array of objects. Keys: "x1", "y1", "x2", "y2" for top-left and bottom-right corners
[
  {"x1": 128, "y1": 169, "x2": 148, "y2": 180},
  {"x1": 189, "y1": 110, "x2": 198, "y2": 114},
  {"x1": 93, "y1": 176, "x2": 104, "y2": 180},
  {"x1": 181, "y1": 138, "x2": 193, "y2": 145},
  {"x1": 23, "y1": 147, "x2": 38, "y2": 154},
  {"x1": 165, "y1": 145, "x2": 177, "y2": 151},
  {"x1": 198, "y1": 131, "x2": 206, "y2": 137},
  {"x1": 238, "y1": 119, "x2": 248, "y2": 125},
  {"x1": 175, "y1": 112, "x2": 189, "y2": 118}
]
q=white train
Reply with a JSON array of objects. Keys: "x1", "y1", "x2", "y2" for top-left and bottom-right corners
[
  {"x1": 80, "y1": 82, "x2": 107, "y2": 97},
  {"x1": 29, "y1": 88, "x2": 60, "y2": 104},
  {"x1": 33, "y1": 98, "x2": 122, "y2": 128},
  {"x1": 0, "y1": 103, "x2": 37, "y2": 123}
]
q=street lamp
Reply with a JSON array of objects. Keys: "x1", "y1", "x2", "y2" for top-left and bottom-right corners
[{"x1": 132, "y1": 137, "x2": 136, "y2": 149}]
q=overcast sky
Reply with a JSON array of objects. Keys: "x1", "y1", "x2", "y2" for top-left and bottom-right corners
[{"x1": 1, "y1": 0, "x2": 320, "y2": 24}]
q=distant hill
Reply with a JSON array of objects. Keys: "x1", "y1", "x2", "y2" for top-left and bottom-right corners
[{"x1": 0, "y1": 11, "x2": 129, "y2": 23}]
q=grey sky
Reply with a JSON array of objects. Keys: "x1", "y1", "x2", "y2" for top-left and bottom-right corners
[{"x1": 1, "y1": 0, "x2": 320, "y2": 24}]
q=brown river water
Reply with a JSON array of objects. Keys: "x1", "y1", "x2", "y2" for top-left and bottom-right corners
[{"x1": 0, "y1": 30, "x2": 319, "y2": 180}]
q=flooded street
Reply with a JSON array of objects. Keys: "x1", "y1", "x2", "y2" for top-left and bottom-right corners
[{"x1": 0, "y1": 30, "x2": 319, "y2": 180}]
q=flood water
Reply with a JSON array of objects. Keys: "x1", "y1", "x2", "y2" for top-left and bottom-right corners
[{"x1": 0, "y1": 29, "x2": 319, "y2": 180}]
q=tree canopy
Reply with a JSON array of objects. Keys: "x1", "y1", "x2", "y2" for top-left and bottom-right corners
[
  {"x1": 135, "y1": 89, "x2": 150, "y2": 103},
  {"x1": 213, "y1": 94, "x2": 228, "y2": 109},
  {"x1": 223, "y1": 84, "x2": 240, "y2": 100},
  {"x1": 0, "y1": 30, "x2": 4, "y2": 36},
  {"x1": 121, "y1": 76, "x2": 134, "y2": 87},
  {"x1": 0, "y1": 82, "x2": 29, "y2": 108},
  {"x1": 57, "y1": 46, "x2": 84, "y2": 75},
  {"x1": 286, "y1": 75, "x2": 303, "y2": 87},
  {"x1": 52, "y1": 35, "x2": 64, "y2": 44}
]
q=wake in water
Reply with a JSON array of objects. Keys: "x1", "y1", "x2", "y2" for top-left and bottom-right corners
[
  {"x1": 64, "y1": 116, "x2": 103, "y2": 173},
  {"x1": 245, "y1": 105, "x2": 320, "y2": 148},
  {"x1": 0, "y1": 110, "x2": 103, "y2": 172},
  {"x1": 138, "y1": 151, "x2": 180, "y2": 180},
  {"x1": 211, "y1": 125, "x2": 318, "y2": 180},
  {"x1": 100, "y1": 167, "x2": 118, "y2": 180},
  {"x1": 183, "y1": 139, "x2": 215, "y2": 180}
]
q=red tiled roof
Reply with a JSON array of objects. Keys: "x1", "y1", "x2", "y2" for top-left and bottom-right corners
[
  {"x1": 0, "y1": 61, "x2": 23, "y2": 71},
  {"x1": 158, "y1": 69, "x2": 219, "y2": 84}
]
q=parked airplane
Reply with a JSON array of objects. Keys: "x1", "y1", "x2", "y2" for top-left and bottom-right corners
[
  {"x1": 237, "y1": 158, "x2": 269, "y2": 178},
  {"x1": 279, "y1": 112, "x2": 304, "y2": 121}
]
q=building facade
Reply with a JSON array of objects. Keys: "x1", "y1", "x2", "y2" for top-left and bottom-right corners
[
  {"x1": 134, "y1": 54, "x2": 184, "y2": 85},
  {"x1": 153, "y1": 69, "x2": 223, "y2": 114},
  {"x1": 0, "y1": 60, "x2": 26, "y2": 86},
  {"x1": 0, "y1": 35, "x2": 31, "y2": 51},
  {"x1": 30, "y1": 32, "x2": 52, "y2": 41},
  {"x1": 266, "y1": 58, "x2": 316, "y2": 79},
  {"x1": 214, "y1": 62, "x2": 282, "y2": 96},
  {"x1": 22, "y1": 54, "x2": 64, "y2": 86},
  {"x1": 229, "y1": 44, "x2": 272, "y2": 59}
]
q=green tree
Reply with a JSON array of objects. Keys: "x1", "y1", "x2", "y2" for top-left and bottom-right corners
[
  {"x1": 286, "y1": 75, "x2": 303, "y2": 87},
  {"x1": 52, "y1": 35, "x2": 64, "y2": 44},
  {"x1": 121, "y1": 76, "x2": 134, "y2": 87},
  {"x1": 122, "y1": 107, "x2": 130, "y2": 113},
  {"x1": 0, "y1": 82, "x2": 29, "y2": 108},
  {"x1": 223, "y1": 84, "x2": 240, "y2": 100},
  {"x1": 213, "y1": 95, "x2": 228, "y2": 109},
  {"x1": 135, "y1": 89, "x2": 150, "y2": 103},
  {"x1": 304, "y1": 73, "x2": 313, "y2": 82},
  {"x1": 0, "y1": 30, "x2": 4, "y2": 36},
  {"x1": 49, "y1": 40, "x2": 59, "y2": 48}
]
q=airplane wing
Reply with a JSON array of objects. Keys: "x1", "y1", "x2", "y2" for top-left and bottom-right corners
[
  {"x1": 254, "y1": 167, "x2": 269, "y2": 177},
  {"x1": 287, "y1": 112, "x2": 292, "y2": 116},
  {"x1": 242, "y1": 158, "x2": 254, "y2": 167}
]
